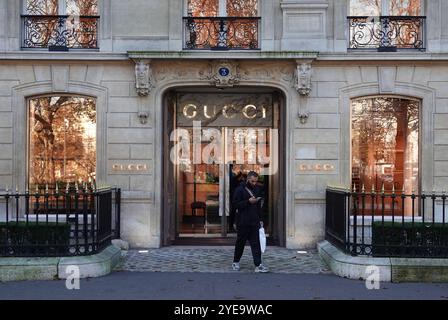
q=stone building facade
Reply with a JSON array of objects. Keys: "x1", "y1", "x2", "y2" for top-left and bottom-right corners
[{"x1": 1, "y1": 0, "x2": 448, "y2": 249}]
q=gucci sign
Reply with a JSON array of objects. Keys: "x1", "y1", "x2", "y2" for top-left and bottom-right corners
[
  {"x1": 299, "y1": 164, "x2": 335, "y2": 172},
  {"x1": 182, "y1": 104, "x2": 268, "y2": 120},
  {"x1": 112, "y1": 164, "x2": 149, "y2": 172},
  {"x1": 176, "y1": 93, "x2": 274, "y2": 127}
]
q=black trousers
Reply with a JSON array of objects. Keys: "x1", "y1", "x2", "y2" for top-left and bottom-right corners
[{"x1": 233, "y1": 225, "x2": 262, "y2": 267}]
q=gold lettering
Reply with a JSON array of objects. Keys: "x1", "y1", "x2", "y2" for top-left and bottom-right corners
[
  {"x1": 112, "y1": 163, "x2": 149, "y2": 172},
  {"x1": 203, "y1": 105, "x2": 216, "y2": 119},
  {"x1": 242, "y1": 105, "x2": 257, "y2": 119},
  {"x1": 222, "y1": 105, "x2": 237, "y2": 119},
  {"x1": 183, "y1": 104, "x2": 197, "y2": 119}
]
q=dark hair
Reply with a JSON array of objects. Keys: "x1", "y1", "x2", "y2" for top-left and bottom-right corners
[{"x1": 247, "y1": 171, "x2": 258, "y2": 179}]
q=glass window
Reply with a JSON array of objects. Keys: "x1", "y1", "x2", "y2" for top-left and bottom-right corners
[
  {"x1": 26, "y1": 0, "x2": 58, "y2": 15},
  {"x1": 26, "y1": 0, "x2": 98, "y2": 15},
  {"x1": 185, "y1": 0, "x2": 259, "y2": 49},
  {"x1": 23, "y1": 0, "x2": 99, "y2": 49},
  {"x1": 350, "y1": 0, "x2": 381, "y2": 16},
  {"x1": 226, "y1": 0, "x2": 258, "y2": 17},
  {"x1": 187, "y1": 0, "x2": 219, "y2": 17},
  {"x1": 351, "y1": 97, "x2": 419, "y2": 214},
  {"x1": 66, "y1": 0, "x2": 98, "y2": 16},
  {"x1": 187, "y1": 0, "x2": 257, "y2": 17},
  {"x1": 389, "y1": 0, "x2": 421, "y2": 16},
  {"x1": 350, "y1": 0, "x2": 421, "y2": 16},
  {"x1": 29, "y1": 96, "x2": 96, "y2": 189}
]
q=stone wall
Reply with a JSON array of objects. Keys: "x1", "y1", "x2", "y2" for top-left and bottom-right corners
[
  {"x1": 1, "y1": 59, "x2": 448, "y2": 249},
  {"x1": 1, "y1": 0, "x2": 448, "y2": 53}
]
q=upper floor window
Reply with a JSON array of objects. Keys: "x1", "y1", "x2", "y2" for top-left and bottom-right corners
[
  {"x1": 348, "y1": 0, "x2": 425, "y2": 51},
  {"x1": 22, "y1": 0, "x2": 99, "y2": 50},
  {"x1": 184, "y1": 0, "x2": 260, "y2": 50},
  {"x1": 350, "y1": 0, "x2": 422, "y2": 16}
]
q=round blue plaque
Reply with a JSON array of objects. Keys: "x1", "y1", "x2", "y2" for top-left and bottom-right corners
[{"x1": 218, "y1": 67, "x2": 230, "y2": 77}]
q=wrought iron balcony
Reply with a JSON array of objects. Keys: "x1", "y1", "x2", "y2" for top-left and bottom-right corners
[
  {"x1": 348, "y1": 16, "x2": 426, "y2": 51},
  {"x1": 183, "y1": 16, "x2": 260, "y2": 50},
  {"x1": 21, "y1": 15, "x2": 99, "y2": 50}
]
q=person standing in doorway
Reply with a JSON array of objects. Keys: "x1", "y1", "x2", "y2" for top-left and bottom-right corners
[{"x1": 231, "y1": 171, "x2": 269, "y2": 273}]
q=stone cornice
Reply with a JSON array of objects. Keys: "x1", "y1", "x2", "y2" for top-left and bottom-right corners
[
  {"x1": 4, "y1": 50, "x2": 448, "y2": 62},
  {"x1": 318, "y1": 52, "x2": 448, "y2": 61},
  {"x1": 127, "y1": 51, "x2": 320, "y2": 60},
  {"x1": 0, "y1": 51, "x2": 129, "y2": 61}
]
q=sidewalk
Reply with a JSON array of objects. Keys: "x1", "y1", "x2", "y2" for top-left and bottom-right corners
[{"x1": 115, "y1": 246, "x2": 331, "y2": 274}]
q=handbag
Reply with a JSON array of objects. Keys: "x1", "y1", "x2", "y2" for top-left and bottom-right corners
[{"x1": 259, "y1": 226, "x2": 267, "y2": 253}]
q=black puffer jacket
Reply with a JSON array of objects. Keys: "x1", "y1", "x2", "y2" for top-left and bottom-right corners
[{"x1": 232, "y1": 182, "x2": 264, "y2": 227}]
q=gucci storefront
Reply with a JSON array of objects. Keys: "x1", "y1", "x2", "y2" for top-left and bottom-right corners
[
  {"x1": 162, "y1": 90, "x2": 285, "y2": 245},
  {"x1": 2, "y1": 53, "x2": 445, "y2": 250}
]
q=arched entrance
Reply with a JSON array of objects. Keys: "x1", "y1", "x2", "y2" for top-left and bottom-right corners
[{"x1": 162, "y1": 87, "x2": 286, "y2": 246}]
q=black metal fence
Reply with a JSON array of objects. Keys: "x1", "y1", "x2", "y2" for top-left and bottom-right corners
[
  {"x1": 0, "y1": 186, "x2": 120, "y2": 257},
  {"x1": 183, "y1": 16, "x2": 260, "y2": 50},
  {"x1": 348, "y1": 16, "x2": 426, "y2": 51},
  {"x1": 21, "y1": 15, "x2": 99, "y2": 50},
  {"x1": 326, "y1": 187, "x2": 448, "y2": 258}
]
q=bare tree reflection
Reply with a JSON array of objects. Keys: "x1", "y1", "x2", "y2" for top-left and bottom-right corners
[
  {"x1": 29, "y1": 96, "x2": 96, "y2": 189},
  {"x1": 352, "y1": 97, "x2": 419, "y2": 215}
]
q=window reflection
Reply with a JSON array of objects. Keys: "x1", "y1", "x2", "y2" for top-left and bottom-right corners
[
  {"x1": 29, "y1": 96, "x2": 96, "y2": 190},
  {"x1": 66, "y1": 0, "x2": 98, "y2": 16},
  {"x1": 350, "y1": 0, "x2": 381, "y2": 16},
  {"x1": 26, "y1": 0, "x2": 58, "y2": 15},
  {"x1": 349, "y1": 0, "x2": 421, "y2": 16},
  {"x1": 226, "y1": 0, "x2": 258, "y2": 17},
  {"x1": 351, "y1": 97, "x2": 419, "y2": 215},
  {"x1": 187, "y1": 0, "x2": 219, "y2": 17},
  {"x1": 185, "y1": 0, "x2": 259, "y2": 50},
  {"x1": 389, "y1": 0, "x2": 421, "y2": 16}
]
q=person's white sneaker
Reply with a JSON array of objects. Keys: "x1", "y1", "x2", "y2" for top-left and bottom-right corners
[
  {"x1": 254, "y1": 264, "x2": 269, "y2": 273},
  {"x1": 232, "y1": 262, "x2": 240, "y2": 271}
]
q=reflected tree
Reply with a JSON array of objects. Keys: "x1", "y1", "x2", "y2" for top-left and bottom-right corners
[{"x1": 29, "y1": 96, "x2": 96, "y2": 189}]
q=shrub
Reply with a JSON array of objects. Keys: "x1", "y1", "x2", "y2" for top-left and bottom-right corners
[
  {"x1": 372, "y1": 221, "x2": 448, "y2": 257},
  {"x1": 0, "y1": 222, "x2": 70, "y2": 256}
]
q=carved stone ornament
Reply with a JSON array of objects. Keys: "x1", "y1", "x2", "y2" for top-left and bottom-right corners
[
  {"x1": 298, "y1": 111, "x2": 310, "y2": 124},
  {"x1": 134, "y1": 59, "x2": 152, "y2": 96},
  {"x1": 201, "y1": 60, "x2": 241, "y2": 88},
  {"x1": 293, "y1": 60, "x2": 313, "y2": 96},
  {"x1": 138, "y1": 111, "x2": 149, "y2": 124}
]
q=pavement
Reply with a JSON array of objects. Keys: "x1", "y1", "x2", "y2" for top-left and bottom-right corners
[
  {"x1": 116, "y1": 246, "x2": 331, "y2": 274},
  {"x1": 1, "y1": 272, "x2": 448, "y2": 300},
  {"x1": 1, "y1": 246, "x2": 448, "y2": 300}
]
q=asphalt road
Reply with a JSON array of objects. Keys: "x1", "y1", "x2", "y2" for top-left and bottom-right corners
[{"x1": 1, "y1": 271, "x2": 448, "y2": 300}]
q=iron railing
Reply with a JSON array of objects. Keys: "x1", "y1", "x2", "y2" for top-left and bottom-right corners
[
  {"x1": 21, "y1": 15, "x2": 99, "y2": 50},
  {"x1": 0, "y1": 186, "x2": 120, "y2": 257},
  {"x1": 326, "y1": 187, "x2": 448, "y2": 258},
  {"x1": 183, "y1": 16, "x2": 260, "y2": 50},
  {"x1": 348, "y1": 16, "x2": 426, "y2": 51}
]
